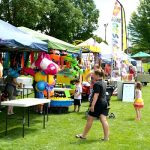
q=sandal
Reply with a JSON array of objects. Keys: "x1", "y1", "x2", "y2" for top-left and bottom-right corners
[
  {"x1": 100, "y1": 138, "x2": 109, "y2": 141},
  {"x1": 75, "y1": 134, "x2": 86, "y2": 139},
  {"x1": 8, "y1": 113, "x2": 15, "y2": 115}
]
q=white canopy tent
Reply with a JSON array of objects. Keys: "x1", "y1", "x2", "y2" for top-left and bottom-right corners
[{"x1": 99, "y1": 42, "x2": 112, "y2": 61}]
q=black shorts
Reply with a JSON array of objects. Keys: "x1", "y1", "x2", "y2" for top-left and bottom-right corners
[
  {"x1": 74, "y1": 99, "x2": 81, "y2": 106},
  {"x1": 88, "y1": 101, "x2": 109, "y2": 118}
]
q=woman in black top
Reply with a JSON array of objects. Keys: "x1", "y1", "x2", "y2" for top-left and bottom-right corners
[{"x1": 76, "y1": 70, "x2": 109, "y2": 141}]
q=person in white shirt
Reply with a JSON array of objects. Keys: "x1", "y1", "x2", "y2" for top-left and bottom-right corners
[{"x1": 74, "y1": 79, "x2": 82, "y2": 112}]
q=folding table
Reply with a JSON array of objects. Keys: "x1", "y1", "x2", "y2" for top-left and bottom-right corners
[{"x1": 1, "y1": 98, "x2": 50, "y2": 137}]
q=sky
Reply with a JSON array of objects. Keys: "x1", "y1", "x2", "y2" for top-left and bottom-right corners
[{"x1": 93, "y1": 0, "x2": 140, "y2": 41}]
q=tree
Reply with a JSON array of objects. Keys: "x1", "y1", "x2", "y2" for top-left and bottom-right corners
[
  {"x1": 36, "y1": 0, "x2": 84, "y2": 43},
  {"x1": 128, "y1": 0, "x2": 150, "y2": 53},
  {"x1": 0, "y1": 0, "x2": 54, "y2": 28},
  {"x1": 0, "y1": 0, "x2": 99, "y2": 43},
  {"x1": 70, "y1": 0, "x2": 99, "y2": 41},
  {"x1": 37, "y1": 0, "x2": 99, "y2": 42},
  {"x1": 92, "y1": 35, "x2": 103, "y2": 43}
]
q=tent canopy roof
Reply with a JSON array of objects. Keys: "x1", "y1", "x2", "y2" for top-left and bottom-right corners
[
  {"x1": 18, "y1": 27, "x2": 79, "y2": 53},
  {"x1": 131, "y1": 51, "x2": 150, "y2": 58},
  {"x1": 76, "y1": 38, "x2": 101, "y2": 53},
  {"x1": 0, "y1": 20, "x2": 48, "y2": 52}
]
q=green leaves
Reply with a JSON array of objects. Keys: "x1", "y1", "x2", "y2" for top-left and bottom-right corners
[
  {"x1": 128, "y1": 0, "x2": 150, "y2": 53},
  {"x1": 0, "y1": 0, "x2": 99, "y2": 43}
]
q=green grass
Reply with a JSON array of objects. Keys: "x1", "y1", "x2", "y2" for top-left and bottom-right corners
[
  {"x1": 143, "y1": 63, "x2": 150, "y2": 72},
  {"x1": 0, "y1": 84, "x2": 150, "y2": 150}
]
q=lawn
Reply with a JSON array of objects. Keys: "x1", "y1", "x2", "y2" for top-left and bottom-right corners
[{"x1": 0, "y1": 84, "x2": 150, "y2": 150}]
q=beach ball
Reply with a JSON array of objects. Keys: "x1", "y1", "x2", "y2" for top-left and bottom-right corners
[{"x1": 36, "y1": 81, "x2": 46, "y2": 92}]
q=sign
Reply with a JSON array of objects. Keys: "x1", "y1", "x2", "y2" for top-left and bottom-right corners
[{"x1": 122, "y1": 83, "x2": 135, "y2": 102}]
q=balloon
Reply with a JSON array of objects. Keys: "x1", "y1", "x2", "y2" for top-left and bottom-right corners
[
  {"x1": 72, "y1": 70, "x2": 77, "y2": 76},
  {"x1": 8, "y1": 68, "x2": 19, "y2": 78},
  {"x1": 75, "y1": 66, "x2": 80, "y2": 70},
  {"x1": 43, "y1": 90, "x2": 54, "y2": 97},
  {"x1": 23, "y1": 67, "x2": 35, "y2": 76},
  {"x1": 48, "y1": 75, "x2": 55, "y2": 85},
  {"x1": 35, "y1": 72, "x2": 55, "y2": 85},
  {"x1": 72, "y1": 54, "x2": 75, "y2": 58},
  {"x1": 45, "y1": 84, "x2": 54, "y2": 91},
  {"x1": 44, "y1": 63, "x2": 57, "y2": 75},
  {"x1": 79, "y1": 69, "x2": 83, "y2": 74},
  {"x1": 34, "y1": 72, "x2": 46, "y2": 82},
  {"x1": 36, "y1": 81, "x2": 46, "y2": 92},
  {"x1": 34, "y1": 52, "x2": 59, "y2": 75},
  {"x1": 49, "y1": 54, "x2": 60, "y2": 63}
]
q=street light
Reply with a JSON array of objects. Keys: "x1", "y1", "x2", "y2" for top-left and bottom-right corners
[{"x1": 104, "y1": 23, "x2": 108, "y2": 42}]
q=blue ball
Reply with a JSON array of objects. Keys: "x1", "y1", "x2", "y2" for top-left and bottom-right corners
[{"x1": 36, "y1": 81, "x2": 46, "y2": 92}]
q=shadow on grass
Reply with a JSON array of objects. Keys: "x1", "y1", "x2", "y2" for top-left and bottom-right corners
[
  {"x1": 70, "y1": 139, "x2": 100, "y2": 145},
  {"x1": 0, "y1": 127, "x2": 38, "y2": 139},
  {"x1": 0, "y1": 107, "x2": 48, "y2": 139},
  {"x1": 125, "y1": 118, "x2": 135, "y2": 121}
]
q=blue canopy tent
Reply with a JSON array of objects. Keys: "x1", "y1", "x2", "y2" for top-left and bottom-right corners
[{"x1": 0, "y1": 19, "x2": 48, "y2": 52}]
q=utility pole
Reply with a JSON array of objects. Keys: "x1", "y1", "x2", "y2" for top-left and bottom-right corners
[{"x1": 104, "y1": 23, "x2": 108, "y2": 42}]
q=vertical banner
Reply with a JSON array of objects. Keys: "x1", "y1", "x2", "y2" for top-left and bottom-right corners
[
  {"x1": 111, "y1": 0, "x2": 127, "y2": 79},
  {"x1": 112, "y1": 0, "x2": 127, "y2": 56},
  {"x1": 122, "y1": 4, "x2": 127, "y2": 51},
  {"x1": 112, "y1": 1, "x2": 122, "y2": 58}
]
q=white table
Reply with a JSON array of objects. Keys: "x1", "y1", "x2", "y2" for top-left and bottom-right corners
[
  {"x1": 1, "y1": 98, "x2": 50, "y2": 137},
  {"x1": 53, "y1": 88, "x2": 72, "y2": 91},
  {"x1": 19, "y1": 85, "x2": 33, "y2": 98},
  {"x1": 16, "y1": 77, "x2": 33, "y2": 86}
]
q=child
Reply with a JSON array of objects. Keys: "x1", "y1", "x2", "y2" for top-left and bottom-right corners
[
  {"x1": 134, "y1": 82, "x2": 144, "y2": 120},
  {"x1": 74, "y1": 79, "x2": 82, "y2": 112},
  {"x1": 36, "y1": 91, "x2": 44, "y2": 114}
]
